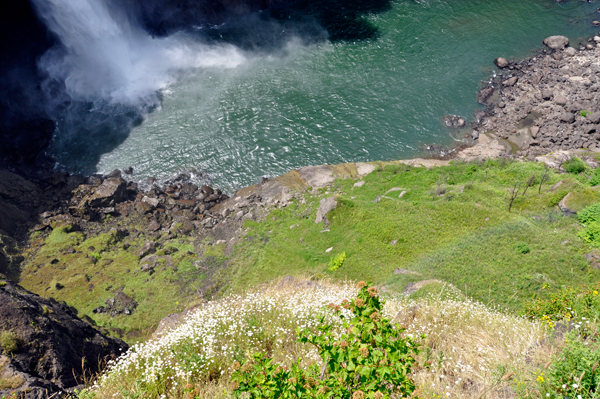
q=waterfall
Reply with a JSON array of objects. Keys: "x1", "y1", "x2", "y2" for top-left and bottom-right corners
[{"x1": 31, "y1": 0, "x2": 246, "y2": 107}]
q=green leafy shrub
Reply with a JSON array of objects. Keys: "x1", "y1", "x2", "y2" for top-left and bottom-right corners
[
  {"x1": 578, "y1": 203, "x2": 600, "y2": 225},
  {"x1": 0, "y1": 331, "x2": 22, "y2": 354},
  {"x1": 579, "y1": 222, "x2": 600, "y2": 247},
  {"x1": 531, "y1": 333, "x2": 600, "y2": 399},
  {"x1": 328, "y1": 252, "x2": 347, "y2": 272},
  {"x1": 514, "y1": 241, "x2": 530, "y2": 254},
  {"x1": 580, "y1": 110, "x2": 592, "y2": 117},
  {"x1": 563, "y1": 158, "x2": 587, "y2": 175},
  {"x1": 232, "y1": 282, "x2": 421, "y2": 399},
  {"x1": 577, "y1": 204, "x2": 600, "y2": 247},
  {"x1": 590, "y1": 169, "x2": 600, "y2": 186}
]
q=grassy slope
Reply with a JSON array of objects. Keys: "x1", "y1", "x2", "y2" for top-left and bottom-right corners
[
  {"x1": 226, "y1": 160, "x2": 600, "y2": 310},
  {"x1": 17, "y1": 159, "x2": 600, "y2": 341}
]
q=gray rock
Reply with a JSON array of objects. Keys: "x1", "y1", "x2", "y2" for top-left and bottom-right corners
[
  {"x1": 554, "y1": 94, "x2": 568, "y2": 106},
  {"x1": 141, "y1": 196, "x2": 160, "y2": 209},
  {"x1": 442, "y1": 115, "x2": 466, "y2": 128},
  {"x1": 102, "y1": 291, "x2": 138, "y2": 316},
  {"x1": 315, "y1": 196, "x2": 337, "y2": 224},
  {"x1": 502, "y1": 76, "x2": 518, "y2": 86},
  {"x1": 148, "y1": 220, "x2": 161, "y2": 232},
  {"x1": 139, "y1": 255, "x2": 158, "y2": 274},
  {"x1": 586, "y1": 112, "x2": 600, "y2": 124},
  {"x1": 243, "y1": 212, "x2": 256, "y2": 222},
  {"x1": 541, "y1": 90, "x2": 553, "y2": 100},
  {"x1": 564, "y1": 47, "x2": 576, "y2": 57},
  {"x1": 471, "y1": 130, "x2": 479, "y2": 140},
  {"x1": 353, "y1": 180, "x2": 366, "y2": 188},
  {"x1": 530, "y1": 126, "x2": 540, "y2": 138},
  {"x1": 477, "y1": 86, "x2": 495, "y2": 105},
  {"x1": 558, "y1": 193, "x2": 577, "y2": 216},
  {"x1": 560, "y1": 113, "x2": 575, "y2": 123},
  {"x1": 136, "y1": 242, "x2": 157, "y2": 258},
  {"x1": 494, "y1": 57, "x2": 509, "y2": 68},
  {"x1": 543, "y1": 35, "x2": 569, "y2": 50},
  {"x1": 85, "y1": 178, "x2": 128, "y2": 208},
  {"x1": 0, "y1": 280, "x2": 126, "y2": 397}
]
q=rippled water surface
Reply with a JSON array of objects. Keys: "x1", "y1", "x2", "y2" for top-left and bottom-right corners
[{"x1": 69, "y1": 0, "x2": 599, "y2": 191}]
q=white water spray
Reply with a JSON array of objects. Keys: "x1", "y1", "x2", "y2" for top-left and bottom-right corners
[{"x1": 31, "y1": 0, "x2": 246, "y2": 106}]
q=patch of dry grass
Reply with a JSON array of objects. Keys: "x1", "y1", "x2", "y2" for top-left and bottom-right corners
[{"x1": 0, "y1": 357, "x2": 24, "y2": 390}]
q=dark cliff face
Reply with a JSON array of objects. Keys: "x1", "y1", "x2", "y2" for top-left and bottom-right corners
[
  {"x1": 0, "y1": 280, "x2": 127, "y2": 398},
  {"x1": 0, "y1": 0, "x2": 56, "y2": 167}
]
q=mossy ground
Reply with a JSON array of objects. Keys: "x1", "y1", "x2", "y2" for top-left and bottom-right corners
[
  {"x1": 17, "y1": 159, "x2": 600, "y2": 342},
  {"x1": 20, "y1": 223, "x2": 225, "y2": 341}
]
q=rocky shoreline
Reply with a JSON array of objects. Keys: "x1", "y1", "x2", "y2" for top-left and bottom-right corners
[{"x1": 463, "y1": 33, "x2": 600, "y2": 160}]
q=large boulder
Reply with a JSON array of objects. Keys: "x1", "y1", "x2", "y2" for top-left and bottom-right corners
[
  {"x1": 0, "y1": 280, "x2": 127, "y2": 398},
  {"x1": 477, "y1": 86, "x2": 496, "y2": 105},
  {"x1": 494, "y1": 57, "x2": 509, "y2": 68},
  {"x1": 543, "y1": 35, "x2": 569, "y2": 50},
  {"x1": 85, "y1": 178, "x2": 128, "y2": 208},
  {"x1": 315, "y1": 196, "x2": 337, "y2": 224}
]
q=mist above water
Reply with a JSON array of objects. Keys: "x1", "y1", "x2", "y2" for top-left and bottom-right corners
[{"x1": 31, "y1": 0, "x2": 246, "y2": 106}]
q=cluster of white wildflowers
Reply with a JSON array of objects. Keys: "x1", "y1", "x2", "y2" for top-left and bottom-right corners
[
  {"x1": 87, "y1": 282, "x2": 547, "y2": 399},
  {"x1": 88, "y1": 281, "x2": 358, "y2": 397}
]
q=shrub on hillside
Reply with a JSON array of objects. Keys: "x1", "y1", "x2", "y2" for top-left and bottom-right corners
[
  {"x1": 232, "y1": 282, "x2": 421, "y2": 398},
  {"x1": 328, "y1": 252, "x2": 347, "y2": 272},
  {"x1": 590, "y1": 168, "x2": 600, "y2": 186},
  {"x1": 578, "y1": 203, "x2": 600, "y2": 225},
  {"x1": 0, "y1": 331, "x2": 21, "y2": 354},
  {"x1": 514, "y1": 242, "x2": 530, "y2": 254},
  {"x1": 578, "y1": 203, "x2": 600, "y2": 247},
  {"x1": 563, "y1": 157, "x2": 586, "y2": 174},
  {"x1": 523, "y1": 282, "x2": 600, "y2": 333},
  {"x1": 530, "y1": 333, "x2": 600, "y2": 399}
]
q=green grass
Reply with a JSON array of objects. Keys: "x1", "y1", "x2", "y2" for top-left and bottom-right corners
[
  {"x1": 18, "y1": 159, "x2": 600, "y2": 341},
  {"x1": 225, "y1": 160, "x2": 600, "y2": 309}
]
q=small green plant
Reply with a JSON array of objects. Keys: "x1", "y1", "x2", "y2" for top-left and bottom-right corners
[
  {"x1": 514, "y1": 241, "x2": 530, "y2": 254},
  {"x1": 328, "y1": 252, "x2": 347, "y2": 272},
  {"x1": 590, "y1": 168, "x2": 600, "y2": 186},
  {"x1": 578, "y1": 204, "x2": 600, "y2": 247},
  {"x1": 580, "y1": 110, "x2": 592, "y2": 117},
  {"x1": 232, "y1": 282, "x2": 421, "y2": 399},
  {"x1": 0, "y1": 331, "x2": 22, "y2": 354},
  {"x1": 563, "y1": 157, "x2": 587, "y2": 174}
]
